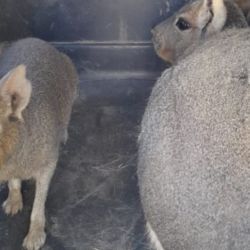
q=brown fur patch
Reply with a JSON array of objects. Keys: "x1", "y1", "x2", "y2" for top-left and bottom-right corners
[
  {"x1": 0, "y1": 121, "x2": 19, "y2": 168},
  {"x1": 157, "y1": 47, "x2": 175, "y2": 64}
]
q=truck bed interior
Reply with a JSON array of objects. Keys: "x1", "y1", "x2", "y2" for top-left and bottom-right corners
[{"x1": 0, "y1": 0, "x2": 187, "y2": 249}]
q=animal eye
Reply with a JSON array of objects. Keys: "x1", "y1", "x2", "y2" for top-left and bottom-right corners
[{"x1": 176, "y1": 17, "x2": 191, "y2": 31}]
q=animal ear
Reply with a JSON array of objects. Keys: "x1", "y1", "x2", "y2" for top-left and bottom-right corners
[
  {"x1": 198, "y1": 0, "x2": 227, "y2": 33},
  {"x1": 178, "y1": 0, "x2": 226, "y2": 34},
  {"x1": 0, "y1": 64, "x2": 32, "y2": 121}
]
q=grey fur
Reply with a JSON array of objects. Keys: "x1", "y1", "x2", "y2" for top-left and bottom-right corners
[
  {"x1": 0, "y1": 38, "x2": 78, "y2": 250},
  {"x1": 139, "y1": 27, "x2": 250, "y2": 250},
  {"x1": 138, "y1": 1, "x2": 250, "y2": 250}
]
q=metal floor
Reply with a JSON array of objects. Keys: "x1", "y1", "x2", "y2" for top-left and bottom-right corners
[{"x1": 0, "y1": 76, "x2": 156, "y2": 250}]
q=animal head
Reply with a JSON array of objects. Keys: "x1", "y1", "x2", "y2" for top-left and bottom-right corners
[
  {"x1": 152, "y1": 0, "x2": 248, "y2": 64},
  {"x1": 0, "y1": 64, "x2": 31, "y2": 130}
]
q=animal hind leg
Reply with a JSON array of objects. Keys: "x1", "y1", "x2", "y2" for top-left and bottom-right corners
[{"x1": 23, "y1": 160, "x2": 56, "y2": 250}]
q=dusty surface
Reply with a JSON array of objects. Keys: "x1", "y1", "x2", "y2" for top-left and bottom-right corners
[{"x1": 0, "y1": 93, "x2": 152, "y2": 250}]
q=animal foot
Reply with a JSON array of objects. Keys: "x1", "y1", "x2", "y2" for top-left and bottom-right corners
[
  {"x1": 23, "y1": 227, "x2": 46, "y2": 250},
  {"x1": 2, "y1": 192, "x2": 23, "y2": 215}
]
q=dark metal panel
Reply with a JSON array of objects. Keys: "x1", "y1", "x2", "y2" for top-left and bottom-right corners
[
  {"x1": 55, "y1": 42, "x2": 166, "y2": 73},
  {"x1": 30, "y1": 0, "x2": 188, "y2": 42},
  {"x1": 0, "y1": 0, "x2": 188, "y2": 74},
  {"x1": 0, "y1": 0, "x2": 32, "y2": 41}
]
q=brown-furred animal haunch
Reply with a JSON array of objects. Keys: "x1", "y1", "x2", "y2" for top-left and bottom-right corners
[{"x1": 0, "y1": 37, "x2": 78, "y2": 250}]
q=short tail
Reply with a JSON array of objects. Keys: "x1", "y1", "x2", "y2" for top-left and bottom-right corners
[{"x1": 146, "y1": 221, "x2": 165, "y2": 250}]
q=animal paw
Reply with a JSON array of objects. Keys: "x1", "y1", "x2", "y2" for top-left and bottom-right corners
[
  {"x1": 2, "y1": 193, "x2": 23, "y2": 216},
  {"x1": 23, "y1": 228, "x2": 46, "y2": 250}
]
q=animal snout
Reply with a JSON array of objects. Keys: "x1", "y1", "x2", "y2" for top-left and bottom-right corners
[{"x1": 151, "y1": 29, "x2": 174, "y2": 64}]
